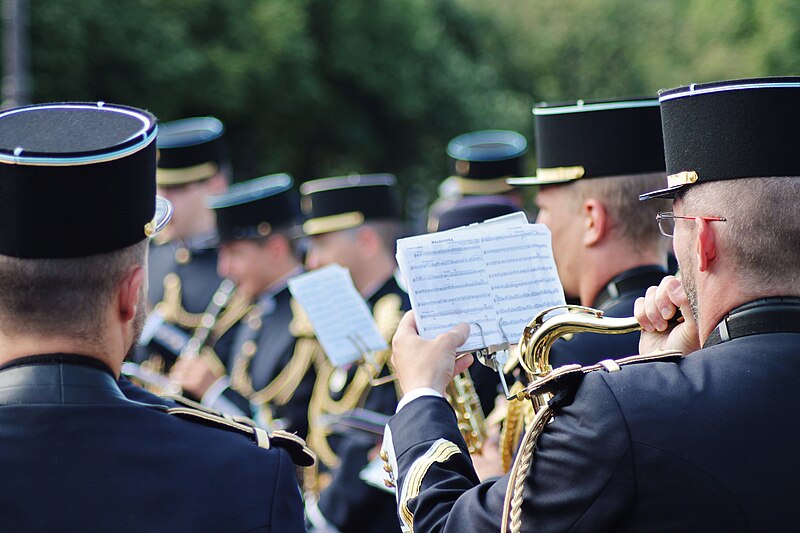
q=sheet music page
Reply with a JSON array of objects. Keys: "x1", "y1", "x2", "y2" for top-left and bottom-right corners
[
  {"x1": 397, "y1": 213, "x2": 566, "y2": 352},
  {"x1": 288, "y1": 264, "x2": 388, "y2": 366},
  {"x1": 397, "y1": 230, "x2": 499, "y2": 351}
]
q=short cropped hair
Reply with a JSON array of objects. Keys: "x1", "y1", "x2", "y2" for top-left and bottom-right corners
[
  {"x1": 681, "y1": 177, "x2": 800, "y2": 294},
  {"x1": 571, "y1": 172, "x2": 671, "y2": 252},
  {"x1": 341, "y1": 220, "x2": 402, "y2": 257},
  {"x1": 0, "y1": 240, "x2": 148, "y2": 340}
]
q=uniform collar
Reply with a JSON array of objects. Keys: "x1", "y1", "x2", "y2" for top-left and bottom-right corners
[
  {"x1": 593, "y1": 265, "x2": 668, "y2": 310},
  {"x1": 704, "y1": 297, "x2": 800, "y2": 348},
  {"x1": 0, "y1": 354, "x2": 127, "y2": 406}
]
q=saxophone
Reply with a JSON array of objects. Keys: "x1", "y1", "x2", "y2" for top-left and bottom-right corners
[
  {"x1": 498, "y1": 305, "x2": 679, "y2": 533},
  {"x1": 445, "y1": 369, "x2": 486, "y2": 455}
]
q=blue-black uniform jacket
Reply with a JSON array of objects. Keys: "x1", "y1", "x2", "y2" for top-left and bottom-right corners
[
  {"x1": 315, "y1": 275, "x2": 410, "y2": 533},
  {"x1": 384, "y1": 299, "x2": 800, "y2": 532},
  {"x1": 549, "y1": 265, "x2": 667, "y2": 368},
  {"x1": 215, "y1": 285, "x2": 317, "y2": 438},
  {"x1": 0, "y1": 353, "x2": 305, "y2": 533}
]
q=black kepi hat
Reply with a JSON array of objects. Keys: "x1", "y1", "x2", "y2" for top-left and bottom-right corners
[
  {"x1": 300, "y1": 173, "x2": 401, "y2": 236},
  {"x1": 509, "y1": 98, "x2": 664, "y2": 186},
  {"x1": 640, "y1": 77, "x2": 800, "y2": 200},
  {"x1": 0, "y1": 102, "x2": 171, "y2": 259},
  {"x1": 435, "y1": 195, "x2": 521, "y2": 232},
  {"x1": 156, "y1": 116, "x2": 228, "y2": 187},
  {"x1": 444, "y1": 130, "x2": 527, "y2": 195},
  {"x1": 207, "y1": 173, "x2": 301, "y2": 242}
]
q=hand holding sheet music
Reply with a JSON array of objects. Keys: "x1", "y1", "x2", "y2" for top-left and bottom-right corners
[{"x1": 396, "y1": 212, "x2": 566, "y2": 352}]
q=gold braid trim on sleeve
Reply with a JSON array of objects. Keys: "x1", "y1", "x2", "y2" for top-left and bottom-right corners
[{"x1": 398, "y1": 439, "x2": 462, "y2": 532}]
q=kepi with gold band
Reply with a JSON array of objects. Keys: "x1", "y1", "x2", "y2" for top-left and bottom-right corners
[{"x1": 509, "y1": 98, "x2": 664, "y2": 187}]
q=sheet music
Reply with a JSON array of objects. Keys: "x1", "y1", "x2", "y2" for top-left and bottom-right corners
[
  {"x1": 288, "y1": 264, "x2": 388, "y2": 366},
  {"x1": 397, "y1": 213, "x2": 566, "y2": 351}
]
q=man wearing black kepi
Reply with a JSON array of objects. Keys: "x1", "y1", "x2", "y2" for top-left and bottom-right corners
[
  {"x1": 137, "y1": 116, "x2": 235, "y2": 372},
  {"x1": 428, "y1": 130, "x2": 528, "y2": 232},
  {"x1": 381, "y1": 77, "x2": 800, "y2": 531},
  {"x1": 508, "y1": 98, "x2": 671, "y2": 368},
  {"x1": 301, "y1": 174, "x2": 409, "y2": 533},
  {"x1": 0, "y1": 103, "x2": 311, "y2": 531},
  {"x1": 171, "y1": 174, "x2": 322, "y2": 438}
]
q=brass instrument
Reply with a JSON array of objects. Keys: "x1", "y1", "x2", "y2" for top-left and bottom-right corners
[
  {"x1": 445, "y1": 369, "x2": 486, "y2": 455},
  {"x1": 511, "y1": 305, "x2": 641, "y2": 409},
  {"x1": 496, "y1": 305, "x2": 679, "y2": 533},
  {"x1": 127, "y1": 278, "x2": 251, "y2": 393}
]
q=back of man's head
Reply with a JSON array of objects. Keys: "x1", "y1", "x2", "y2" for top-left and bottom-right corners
[
  {"x1": 0, "y1": 242, "x2": 148, "y2": 340},
  {"x1": 0, "y1": 102, "x2": 170, "y2": 353},
  {"x1": 681, "y1": 177, "x2": 800, "y2": 295},
  {"x1": 571, "y1": 172, "x2": 670, "y2": 252}
]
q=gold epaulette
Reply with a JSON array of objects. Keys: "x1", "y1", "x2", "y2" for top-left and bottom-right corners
[
  {"x1": 521, "y1": 349, "x2": 684, "y2": 401},
  {"x1": 289, "y1": 298, "x2": 316, "y2": 338},
  {"x1": 165, "y1": 403, "x2": 316, "y2": 467}
]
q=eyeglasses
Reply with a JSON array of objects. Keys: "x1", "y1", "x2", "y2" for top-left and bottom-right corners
[{"x1": 656, "y1": 212, "x2": 727, "y2": 238}]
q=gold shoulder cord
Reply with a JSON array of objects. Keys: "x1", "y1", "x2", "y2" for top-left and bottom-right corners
[
  {"x1": 230, "y1": 298, "x2": 325, "y2": 408},
  {"x1": 307, "y1": 293, "x2": 403, "y2": 470},
  {"x1": 158, "y1": 273, "x2": 204, "y2": 329}
]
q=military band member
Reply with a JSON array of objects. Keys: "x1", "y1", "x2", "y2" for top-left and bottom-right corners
[
  {"x1": 301, "y1": 174, "x2": 410, "y2": 533},
  {"x1": 509, "y1": 98, "x2": 671, "y2": 368},
  {"x1": 429, "y1": 130, "x2": 528, "y2": 232},
  {"x1": 0, "y1": 102, "x2": 310, "y2": 531},
  {"x1": 383, "y1": 77, "x2": 800, "y2": 531},
  {"x1": 171, "y1": 174, "x2": 322, "y2": 438},
  {"x1": 137, "y1": 116, "x2": 233, "y2": 370}
]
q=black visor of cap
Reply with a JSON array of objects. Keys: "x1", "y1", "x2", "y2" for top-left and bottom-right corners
[
  {"x1": 640, "y1": 77, "x2": 800, "y2": 200},
  {"x1": 207, "y1": 173, "x2": 301, "y2": 242},
  {"x1": 0, "y1": 102, "x2": 168, "y2": 259},
  {"x1": 509, "y1": 97, "x2": 665, "y2": 186}
]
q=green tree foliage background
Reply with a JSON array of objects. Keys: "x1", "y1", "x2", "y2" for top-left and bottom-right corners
[{"x1": 6, "y1": 0, "x2": 798, "y2": 193}]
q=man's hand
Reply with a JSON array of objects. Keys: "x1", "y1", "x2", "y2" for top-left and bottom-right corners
[
  {"x1": 471, "y1": 424, "x2": 504, "y2": 481},
  {"x1": 169, "y1": 356, "x2": 221, "y2": 399},
  {"x1": 391, "y1": 311, "x2": 472, "y2": 396},
  {"x1": 634, "y1": 275, "x2": 700, "y2": 355}
]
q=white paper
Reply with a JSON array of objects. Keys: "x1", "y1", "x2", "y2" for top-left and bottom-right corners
[
  {"x1": 396, "y1": 213, "x2": 565, "y2": 351},
  {"x1": 288, "y1": 264, "x2": 388, "y2": 366}
]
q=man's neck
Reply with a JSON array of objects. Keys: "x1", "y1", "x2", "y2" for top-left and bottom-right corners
[
  {"x1": 355, "y1": 259, "x2": 396, "y2": 299},
  {"x1": 580, "y1": 244, "x2": 666, "y2": 307},
  {"x1": 0, "y1": 335, "x2": 120, "y2": 376}
]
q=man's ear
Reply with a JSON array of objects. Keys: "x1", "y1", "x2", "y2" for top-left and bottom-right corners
[
  {"x1": 357, "y1": 225, "x2": 381, "y2": 258},
  {"x1": 582, "y1": 198, "x2": 608, "y2": 247},
  {"x1": 694, "y1": 217, "x2": 718, "y2": 272},
  {"x1": 117, "y1": 265, "x2": 145, "y2": 322}
]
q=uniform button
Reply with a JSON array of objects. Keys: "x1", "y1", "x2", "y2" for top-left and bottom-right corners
[
  {"x1": 380, "y1": 450, "x2": 389, "y2": 461},
  {"x1": 174, "y1": 247, "x2": 191, "y2": 264},
  {"x1": 383, "y1": 479, "x2": 395, "y2": 488}
]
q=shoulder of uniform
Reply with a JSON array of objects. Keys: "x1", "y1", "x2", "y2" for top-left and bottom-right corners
[
  {"x1": 524, "y1": 350, "x2": 684, "y2": 409},
  {"x1": 288, "y1": 298, "x2": 315, "y2": 338},
  {"x1": 162, "y1": 396, "x2": 316, "y2": 467}
]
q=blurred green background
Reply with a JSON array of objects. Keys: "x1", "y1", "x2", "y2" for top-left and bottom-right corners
[{"x1": 3, "y1": 0, "x2": 798, "y2": 194}]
